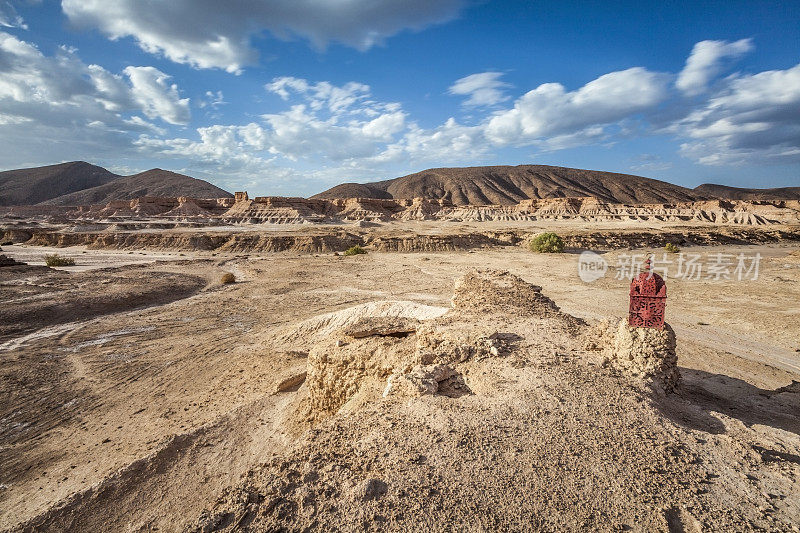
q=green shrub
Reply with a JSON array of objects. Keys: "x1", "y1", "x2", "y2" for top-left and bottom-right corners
[
  {"x1": 44, "y1": 254, "x2": 75, "y2": 267},
  {"x1": 343, "y1": 245, "x2": 367, "y2": 256},
  {"x1": 221, "y1": 272, "x2": 236, "y2": 284},
  {"x1": 528, "y1": 232, "x2": 564, "y2": 253},
  {"x1": 664, "y1": 243, "x2": 680, "y2": 253}
]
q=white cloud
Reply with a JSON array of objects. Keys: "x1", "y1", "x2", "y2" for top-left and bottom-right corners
[
  {"x1": 448, "y1": 71, "x2": 511, "y2": 107},
  {"x1": 260, "y1": 80, "x2": 407, "y2": 161},
  {"x1": 199, "y1": 90, "x2": 225, "y2": 110},
  {"x1": 0, "y1": 32, "x2": 189, "y2": 126},
  {"x1": 61, "y1": 0, "x2": 467, "y2": 73},
  {"x1": 124, "y1": 66, "x2": 190, "y2": 125},
  {"x1": 676, "y1": 39, "x2": 753, "y2": 96},
  {"x1": 142, "y1": 78, "x2": 408, "y2": 169},
  {"x1": 266, "y1": 77, "x2": 371, "y2": 114},
  {"x1": 4, "y1": 31, "x2": 797, "y2": 193},
  {"x1": 137, "y1": 56, "x2": 739, "y2": 191},
  {"x1": 261, "y1": 106, "x2": 375, "y2": 161},
  {"x1": 0, "y1": 31, "x2": 192, "y2": 167},
  {"x1": 628, "y1": 154, "x2": 673, "y2": 173},
  {"x1": 675, "y1": 63, "x2": 800, "y2": 165},
  {"x1": 135, "y1": 123, "x2": 274, "y2": 173},
  {"x1": 361, "y1": 117, "x2": 488, "y2": 168},
  {"x1": 0, "y1": 33, "x2": 93, "y2": 103},
  {"x1": 485, "y1": 67, "x2": 670, "y2": 146},
  {"x1": 135, "y1": 77, "x2": 493, "y2": 191},
  {"x1": 529, "y1": 126, "x2": 608, "y2": 152},
  {"x1": 361, "y1": 110, "x2": 407, "y2": 141},
  {"x1": 0, "y1": 1, "x2": 26, "y2": 29}
]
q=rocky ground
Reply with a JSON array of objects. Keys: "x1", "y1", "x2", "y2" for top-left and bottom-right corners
[{"x1": 0, "y1": 236, "x2": 799, "y2": 532}]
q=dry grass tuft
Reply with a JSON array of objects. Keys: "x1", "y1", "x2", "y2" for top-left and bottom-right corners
[{"x1": 44, "y1": 254, "x2": 75, "y2": 267}]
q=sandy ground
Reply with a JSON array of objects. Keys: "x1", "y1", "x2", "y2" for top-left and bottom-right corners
[
  {"x1": 0, "y1": 238, "x2": 799, "y2": 531},
  {"x1": 0, "y1": 244, "x2": 211, "y2": 271}
]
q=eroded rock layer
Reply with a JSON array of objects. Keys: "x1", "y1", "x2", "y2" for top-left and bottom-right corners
[{"x1": 2, "y1": 194, "x2": 799, "y2": 225}]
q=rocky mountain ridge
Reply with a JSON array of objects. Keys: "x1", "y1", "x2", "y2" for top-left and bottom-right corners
[
  {"x1": 0, "y1": 162, "x2": 231, "y2": 206},
  {"x1": 313, "y1": 164, "x2": 800, "y2": 204},
  {"x1": 3, "y1": 162, "x2": 797, "y2": 207},
  {"x1": 0, "y1": 161, "x2": 119, "y2": 206}
]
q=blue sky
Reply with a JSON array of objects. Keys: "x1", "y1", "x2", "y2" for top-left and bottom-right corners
[{"x1": 0, "y1": 0, "x2": 798, "y2": 196}]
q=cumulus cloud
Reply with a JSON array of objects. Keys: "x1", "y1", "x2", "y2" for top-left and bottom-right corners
[
  {"x1": 372, "y1": 118, "x2": 489, "y2": 165},
  {"x1": 266, "y1": 77, "x2": 371, "y2": 115},
  {"x1": 262, "y1": 107, "x2": 400, "y2": 161},
  {"x1": 136, "y1": 76, "x2": 496, "y2": 191},
  {"x1": 448, "y1": 72, "x2": 511, "y2": 107},
  {"x1": 141, "y1": 78, "x2": 408, "y2": 170},
  {"x1": 5, "y1": 30, "x2": 796, "y2": 191},
  {"x1": 263, "y1": 79, "x2": 407, "y2": 160},
  {"x1": 676, "y1": 39, "x2": 753, "y2": 96},
  {"x1": 152, "y1": 38, "x2": 797, "y2": 174},
  {"x1": 0, "y1": 31, "x2": 191, "y2": 167},
  {"x1": 61, "y1": 0, "x2": 466, "y2": 73},
  {"x1": 485, "y1": 67, "x2": 670, "y2": 146},
  {"x1": 0, "y1": 32, "x2": 190, "y2": 125},
  {"x1": 135, "y1": 123, "x2": 275, "y2": 175},
  {"x1": 124, "y1": 66, "x2": 190, "y2": 125},
  {"x1": 674, "y1": 63, "x2": 800, "y2": 165}
]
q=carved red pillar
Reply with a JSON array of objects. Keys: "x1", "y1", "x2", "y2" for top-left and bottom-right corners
[{"x1": 628, "y1": 258, "x2": 667, "y2": 329}]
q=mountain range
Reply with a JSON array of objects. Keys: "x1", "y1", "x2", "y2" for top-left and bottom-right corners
[
  {"x1": 0, "y1": 162, "x2": 232, "y2": 206},
  {"x1": 693, "y1": 183, "x2": 800, "y2": 201},
  {"x1": 313, "y1": 165, "x2": 800, "y2": 204},
  {"x1": 1, "y1": 161, "x2": 798, "y2": 206}
]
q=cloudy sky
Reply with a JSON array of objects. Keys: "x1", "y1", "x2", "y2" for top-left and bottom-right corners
[{"x1": 0, "y1": 0, "x2": 798, "y2": 195}]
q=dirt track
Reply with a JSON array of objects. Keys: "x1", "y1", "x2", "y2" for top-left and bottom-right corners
[{"x1": 1, "y1": 240, "x2": 799, "y2": 531}]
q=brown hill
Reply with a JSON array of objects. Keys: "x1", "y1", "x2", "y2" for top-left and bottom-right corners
[
  {"x1": 0, "y1": 161, "x2": 120, "y2": 206},
  {"x1": 312, "y1": 165, "x2": 707, "y2": 205},
  {"x1": 42, "y1": 169, "x2": 232, "y2": 205},
  {"x1": 694, "y1": 183, "x2": 800, "y2": 201}
]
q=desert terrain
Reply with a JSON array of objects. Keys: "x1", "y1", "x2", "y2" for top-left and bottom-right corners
[
  {"x1": 1, "y1": 162, "x2": 799, "y2": 531},
  {"x1": 0, "y1": 215, "x2": 799, "y2": 531},
  {"x1": 3, "y1": 0, "x2": 800, "y2": 525}
]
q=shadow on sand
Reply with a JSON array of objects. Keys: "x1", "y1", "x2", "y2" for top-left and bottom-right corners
[{"x1": 652, "y1": 368, "x2": 800, "y2": 446}]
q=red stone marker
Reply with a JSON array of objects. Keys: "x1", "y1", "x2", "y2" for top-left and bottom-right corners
[{"x1": 628, "y1": 257, "x2": 667, "y2": 330}]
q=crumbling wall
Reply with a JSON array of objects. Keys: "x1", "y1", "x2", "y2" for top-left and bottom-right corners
[
  {"x1": 450, "y1": 269, "x2": 584, "y2": 331},
  {"x1": 585, "y1": 318, "x2": 679, "y2": 391},
  {"x1": 304, "y1": 317, "x2": 497, "y2": 415},
  {"x1": 306, "y1": 319, "x2": 419, "y2": 416}
]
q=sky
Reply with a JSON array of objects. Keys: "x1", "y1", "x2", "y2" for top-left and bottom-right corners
[{"x1": 0, "y1": 0, "x2": 798, "y2": 196}]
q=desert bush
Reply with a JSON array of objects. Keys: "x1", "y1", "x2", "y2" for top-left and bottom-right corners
[
  {"x1": 44, "y1": 254, "x2": 75, "y2": 267},
  {"x1": 664, "y1": 243, "x2": 680, "y2": 253},
  {"x1": 221, "y1": 272, "x2": 236, "y2": 284},
  {"x1": 528, "y1": 232, "x2": 564, "y2": 253},
  {"x1": 343, "y1": 245, "x2": 367, "y2": 256}
]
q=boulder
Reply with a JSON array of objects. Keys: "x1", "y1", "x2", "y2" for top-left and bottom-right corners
[{"x1": 0, "y1": 254, "x2": 22, "y2": 267}]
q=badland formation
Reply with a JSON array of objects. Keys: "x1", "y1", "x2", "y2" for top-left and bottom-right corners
[{"x1": 0, "y1": 162, "x2": 798, "y2": 531}]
